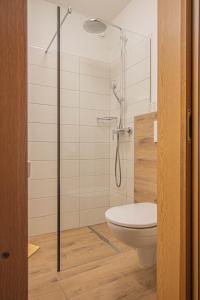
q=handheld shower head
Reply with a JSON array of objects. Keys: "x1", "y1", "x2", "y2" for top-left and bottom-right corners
[
  {"x1": 112, "y1": 80, "x2": 118, "y2": 90},
  {"x1": 112, "y1": 81, "x2": 123, "y2": 104}
]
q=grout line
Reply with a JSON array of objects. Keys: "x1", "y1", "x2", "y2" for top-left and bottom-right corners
[
  {"x1": 126, "y1": 77, "x2": 150, "y2": 89},
  {"x1": 28, "y1": 82, "x2": 111, "y2": 97},
  {"x1": 125, "y1": 55, "x2": 150, "y2": 71},
  {"x1": 88, "y1": 225, "x2": 120, "y2": 254},
  {"x1": 29, "y1": 158, "x2": 110, "y2": 162},
  {"x1": 29, "y1": 63, "x2": 110, "y2": 80},
  {"x1": 29, "y1": 102, "x2": 110, "y2": 112}
]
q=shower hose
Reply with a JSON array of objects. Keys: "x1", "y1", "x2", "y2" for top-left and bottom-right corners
[{"x1": 115, "y1": 133, "x2": 122, "y2": 188}]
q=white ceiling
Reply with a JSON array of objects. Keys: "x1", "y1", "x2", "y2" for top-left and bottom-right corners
[{"x1": 46, "y1": 0, "x2": 132, "y2": 21}]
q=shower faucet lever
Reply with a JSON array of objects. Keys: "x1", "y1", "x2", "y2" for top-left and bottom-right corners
[{"x1": 112, "y1": 127, "x2": 133, "y2": 140}]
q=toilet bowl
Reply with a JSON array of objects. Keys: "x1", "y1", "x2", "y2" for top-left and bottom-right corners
[{"x1": 105, "y1": 203, "x2": 157, "y2": 269}]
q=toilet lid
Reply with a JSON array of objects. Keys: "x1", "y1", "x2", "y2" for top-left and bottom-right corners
[{"x1": 105, "y1": 203, "x2": 157, "y2": 229}]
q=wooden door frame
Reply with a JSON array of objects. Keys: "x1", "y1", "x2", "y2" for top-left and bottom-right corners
[
  {"x1": 0, "y1": 1, "x2": 28, "y2": 300},
  {"x1": 158, "y1": 0, "x2": 192, "y2": 299},
  {"x1": 192, "y1": 0, "x2": 199, "y2": 299},
  {"x1": 0, "y1": 0, "x2": 195, "y2": 299}
]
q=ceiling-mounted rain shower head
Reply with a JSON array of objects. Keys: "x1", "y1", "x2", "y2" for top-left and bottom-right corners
[{"x1": 83, "y1": 19, "x2": 107, "y2": 34}]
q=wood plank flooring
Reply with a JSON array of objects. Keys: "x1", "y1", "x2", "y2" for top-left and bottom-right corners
[{"x1": 29, "y1": 223, "x2": 156, "y2": 300}]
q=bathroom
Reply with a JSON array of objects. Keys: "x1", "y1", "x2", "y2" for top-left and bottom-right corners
[
  {"x1": 1, "y1": 0, "x2": 195, "y2": 299},
  {"x1": 27, "y1": 0, "x2": 157, "y2": 298}
]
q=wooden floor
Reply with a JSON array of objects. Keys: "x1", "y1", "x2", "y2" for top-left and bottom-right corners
[{"x1": 29, "y1": 223, "x2": 156, "y2": 300}]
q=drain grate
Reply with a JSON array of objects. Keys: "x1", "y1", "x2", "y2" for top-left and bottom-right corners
[{"x1": 88, "y1": 226, "x2": 120, "y2": 253}]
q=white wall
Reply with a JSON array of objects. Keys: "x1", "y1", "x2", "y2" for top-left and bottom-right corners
[
  {"x1": 114, "y1": 0, "x2": 157, "y2": 105},
  {"x1": 28, "y1": 0, "x2": 156, "y2": 236}
]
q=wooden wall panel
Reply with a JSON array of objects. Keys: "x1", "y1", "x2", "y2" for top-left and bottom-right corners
[
  {"x1": 134, "y1": 113, "x2": 157, "y2": 203},
  {"x1": 0, "y1": 1, "x2": 28, "y2": 299}
]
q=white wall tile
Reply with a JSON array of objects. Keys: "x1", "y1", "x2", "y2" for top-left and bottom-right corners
[
  {"x1": 127, "y1": 178, "x2": 134, "y2": 198},
  {"x1": 80, "y1": 126, "x2": 109, "y2": 143},
  {"x1": 61, "y1": 177, "x2": 79, "y2": 195},
  {"x1": 60, "y1": 52, "x2": 79, "y2": 73},
  {"x1": 80, "y1": 159, "x2": 109, "y2": 176},
  {"x1": 126, "y1": 38, "x2": 150, "y2": 69},
  {"x1": 80, "y1": 175, "x2": 109, "y2": 194},
  {"x1": 28, "y1": 84, "x2": 56, "y2": 105},
  {"x1": 29, "y1": 64, "x2": 56, "y2": 86},
  {"x1": 61, "y1": 71, "x2": 79, "y2": 90},
  {"x1": 61, "y1": 194, "x2": 79, "y2": 212},
  {"x1": 126, "y1": 58, "x2": 150, "y2": 87},
  {"x1": 80, "y1": 74, "x2": 110, "y2": 95},
  {"x1": 61, "y1": 125, "x2": 79, "y2": 142},
  {"x1": 28, "y1": 123, "x2": 56, "y2": 142},
  {"x1": 29, "y1": 197, "x2": 56, "y2": 218},
  {"x1": 126, "y1": 78, "x2": 150, "y2": 104},
  {"x1": 61, "y1": 160, "x2": 79, "y2": 178},
  {"x1": 109, "y1": 158, "x2": 127, "y2": 177},
  {"x1": 109, "y1": 192, "x2": 126, "y2": 207},
  {"x1": 61, "y1": 107, "x2": 79, "y2": 125},
  {"x1": 61, "y1": 89, "x2": 79, "y2": 107},
  {"x1": 61, "y1": 211, "x2": 79, "y2": 231},
  {"x1": 110, "y1": 175, "x2": 127, "y2": 196},
  {"x1": 126, "y1": 100, "x2": 150, "y2": 119},
  {"x1": 29, "y1": 142, "x2": 56, "y2": 161},
  {"x1": 80, "y1": 57, "x2": 110, "y2": 78},
  {"x1": 28, "y1": 103, "x2": 56, "y2": 123},
  {"x1": 29, "y1": 211, "x2": 80, "y2": 236},
  {"x1": 110, "y1": 58, "x2": 120, "y2": 78},
  {"x1": 60, "y1": 143, "x2": 79, "y2": 160},
  {"x1": 80, "y1": 109, "x2": 108, "y2": 126},
  {"x1": 80, "y1": 143, "x2": 109, "y2": 159},
  {"x1": 80, "y1": 191, "x2": 109, "y2": 210},
  {"x1": 126, "y1": 160, "x2": 134, "y2": 179},
  {"x1": 80, "y1": 207, "x2": 107, "y2": 227},
  {"x1": 125, "y1": 197, "x2": 134, "y2": 205},
  {"x1": 29, "y1": 178, "x2": 57, "y2": 199},
  {"x1": 29, "y1": 215, "x2": 56, "y2": 236},
  {"x1": 80, "y1": 92, "x2": 110, "y2": 111},
  {"x1": 30, "y1": 161, "x2": 57, "y2": 179},
  {"x1": 29, "y1": 47, "x2": 57, "y2": 69}
]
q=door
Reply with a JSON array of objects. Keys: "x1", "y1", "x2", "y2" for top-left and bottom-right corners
[
  {"x1": 158, "y1": 0, "x2": 192, "y2": 299},
  {"x1": 0, "y1": 1, "x2": 28, "y2": 299}
]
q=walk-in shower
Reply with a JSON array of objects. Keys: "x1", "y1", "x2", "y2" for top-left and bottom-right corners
[
  {"x1": 28, "y1": 1, "x2": 151, "y2": 273},
  {"x1": 45, "y1": 9, "x2": 133, "y2": 190}
]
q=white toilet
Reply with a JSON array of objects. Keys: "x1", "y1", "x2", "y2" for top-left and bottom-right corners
[{"x1": 105, "y1": 202, "x2": 157, "y2": 269}]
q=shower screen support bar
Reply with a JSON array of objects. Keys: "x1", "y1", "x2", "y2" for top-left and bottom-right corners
[{"x1": 45, "y1": 6, "x2": 72, "y2": 54}]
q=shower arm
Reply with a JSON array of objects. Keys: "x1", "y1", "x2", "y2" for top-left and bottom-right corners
[{"x1": 45, "y1": 7, "x2": 72, "y2": 53}]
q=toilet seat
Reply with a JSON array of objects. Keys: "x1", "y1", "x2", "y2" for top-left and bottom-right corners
[{"x1": 105, "y1": 203, "x2": 157, "y2": 229}]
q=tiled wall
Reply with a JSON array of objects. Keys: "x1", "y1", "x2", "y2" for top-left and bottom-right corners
[
  {"x1": 28, "y1": 47, "x2": 110, "y2": 235},
  {"x1": 109, "y1": 37, "x2": 151, "y2": 207},
  {"x1": 28, "y1": 36, "x2": 151, "y2": 236}
]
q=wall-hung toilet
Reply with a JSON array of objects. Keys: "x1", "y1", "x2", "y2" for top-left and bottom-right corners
[{"x1": 105, "y1": 203, "x2": 157, "y2": 269}]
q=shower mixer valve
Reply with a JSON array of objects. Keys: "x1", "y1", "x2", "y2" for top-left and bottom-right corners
[{"x1": 112, "y1": 127, "x2": 133, "y2": 140}]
